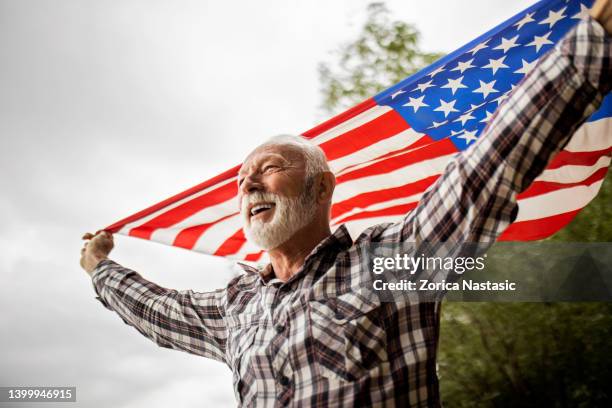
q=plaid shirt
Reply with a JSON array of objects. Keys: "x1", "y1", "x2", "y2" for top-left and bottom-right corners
[{"x1": 92, "y1": 18, "x2": 611, "y2": 407}]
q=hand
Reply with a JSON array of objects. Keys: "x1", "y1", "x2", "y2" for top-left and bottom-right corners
[
  {"x1": 591, "y1": 0, "x2": 612, "y2": 35},
  {"x1": 80, "y1": 230, "x2": 114, "y2": 275}
]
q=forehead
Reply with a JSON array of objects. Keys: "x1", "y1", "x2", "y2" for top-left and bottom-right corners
[{"x1": 239, "y1": 144, "x2": 305, "y2": 175}]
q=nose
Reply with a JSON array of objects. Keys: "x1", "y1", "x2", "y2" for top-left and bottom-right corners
[{"x1": 240, "y1": 172, "x2": 263, "y2": 195}]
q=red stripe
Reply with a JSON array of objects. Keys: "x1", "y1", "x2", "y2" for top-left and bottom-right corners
[
  {"x1": 331, "y1": 175, "x2": 439, "y2": 219},
  {"x1": 546, "y1": 147, "x2": 611, "y2": 169},
  {"x1": 128, "y1": 181, "x2": 237, "y2": 240},
  {"x1": 245, "y1": 251, "x2": 264, "y2": 262},
  {"x1": 518, "y1": 166, "x2": 608, "y2": 199},
  {"x1": 374, "y1": 135, "x2": 436, "y2": 160},
  {"x1": 214, "y1": 228, "x2": 247, "y2": 256},
  {"x1": 105, "y1": 165, "x2": 240, "y2": 233},
  {"x1": 334, "y1": 134, "x2": 435, "y2": 175},
  {"x1": 498, "y1": 209, "x2": 581, "y2": 241},
  {"x1": 333, "y1": 202, "x2": 418, "y2": 224},
  {"x1": 336, "y1": 138, "x2": 457, "y2": 184},
  {"x1": 319, "y1": 110, "x2": 409, "y2": 161},
  {"x1": 301, "y1": 98, "x2": 378, "y2": 139},
  {"x1": 172, "y1": 212, "x2": 238, "y2": 250}
]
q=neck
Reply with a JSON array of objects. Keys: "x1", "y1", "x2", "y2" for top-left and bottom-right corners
[{"x1": 267, "y1": 219, "x2": 331, "y2": 282}]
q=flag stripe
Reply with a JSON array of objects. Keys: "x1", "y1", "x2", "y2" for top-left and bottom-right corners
[
  {"x1": 546, "y1": 147, "x2": 612, "y2": 169},
  {"x1": 331, "y1": 175, "x2": 439, "y2": 219},
  {"x1": 518, "y1": 166, "x2": 609, "y2": 199},
  {"x1": 319, "y1": 110, "x2": 410, "y2": 161},
  {"x1": 335, "y1": 139, "x2": 457, "y2": 184},
  {"x1": 173, "y1": 212, "x2": 238, "y2": 250},
  {"x1": 129, "y1": 181, "x2": 238, "y2": 240},
  {"x1": 498, "y1": 210, "x2": 582, "y2": 241}
]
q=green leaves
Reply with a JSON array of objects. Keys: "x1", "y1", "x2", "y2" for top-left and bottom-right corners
[{"x1": 318, "y1": 2, "x2": 443, "y2": 113}]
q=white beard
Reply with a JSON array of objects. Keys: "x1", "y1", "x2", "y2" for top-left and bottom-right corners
[{"x1": 242, "y1": 182, "x2": 317, "y2": 250}]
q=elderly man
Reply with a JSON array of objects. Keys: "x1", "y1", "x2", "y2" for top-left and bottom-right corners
[{"x1": 81, "y1": 2, "x2": 612, "y2": 406}]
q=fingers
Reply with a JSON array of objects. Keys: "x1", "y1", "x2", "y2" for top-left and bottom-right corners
[
  {"x1": 82, "y1": 230, "x2": 113, "y2": 241},
  {"x1": 82, "y1": 232, "x2": 95, "y2": 240}
]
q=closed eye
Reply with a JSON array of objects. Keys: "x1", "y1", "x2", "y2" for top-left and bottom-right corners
[{"x1": 263, "y1": 165, "x2": 281, "y2": 173}]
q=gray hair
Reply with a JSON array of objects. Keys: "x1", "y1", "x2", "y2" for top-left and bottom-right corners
[{"x1": 257, "y1": 134, "x2": 330, "y2": 177}]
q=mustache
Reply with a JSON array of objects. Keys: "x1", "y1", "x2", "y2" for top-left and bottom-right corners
[{"x1": 241, "y1": 192, "x2": 280, "y2": 213}]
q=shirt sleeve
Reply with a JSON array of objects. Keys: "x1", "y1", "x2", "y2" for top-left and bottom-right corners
[
  {"x1": 91, "y1": 259, "x2": 228, "y2": 364},
  {"x1": 399, "y1": 16, "x2": 611, "y2": 245}
]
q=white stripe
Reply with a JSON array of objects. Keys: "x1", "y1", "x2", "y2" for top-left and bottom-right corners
[
  {"x1": 192, "y1": 213, "x2": 244, "y2": 254},
  {"x1": 563, "y1": 117, "x2": 611, "y2": 152},
  {"x1": 333, "y1": 154, "x2": 453, "y2": 202},
  {"x1": 330, "y1": 128, "x2": 426, "y2": 175},
  {"x1": 118, "y1": 177, "x2": 237, "y2": 235},
  {"x1": 305, "y1": 105, "x2": 393, "y2": 145},
  {"x1": 150, "y1": 200, "x2": 238, "y2": 245},
  {"x1": 331, "y1": 193, "x2": 422, "y2": 224},
  {"x1": 230, "y1": 239, "x2": 264, "y2": 261},
  {"x1": 515, "y1": 179, "x2": 605, "y2": 222},
  {"x1": 536, "y1": 155, "x2": 611, "y2": 183}
]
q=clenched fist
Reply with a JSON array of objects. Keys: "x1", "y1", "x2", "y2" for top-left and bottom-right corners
[{"x1": 80, "y1": 230, "x2": 114, "y2": 275}]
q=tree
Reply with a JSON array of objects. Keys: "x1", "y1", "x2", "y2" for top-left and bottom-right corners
[
  {"x1": 318, "y1": 2, "x2": 442, "y2": 114},
  {"x1": 319, "y1": 3, "x2": 612, "y2": 406}
]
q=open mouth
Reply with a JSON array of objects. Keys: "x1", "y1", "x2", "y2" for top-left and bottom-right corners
[{"x1": 249, "y1": 202, "x2": 276, "y2": 220}]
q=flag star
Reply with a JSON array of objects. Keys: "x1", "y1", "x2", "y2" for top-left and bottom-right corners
[
  {"x1": 473, "y1": 79, "x2": 499, "y2": 99},
  {"x1": 513, "y1": 12, "x2": 535, "y2": 30},
  {"x1": 429, "y1": 120, "x2": 446, "y2": 129},
  {"x1": 526, "y1": 32, "x2": 554, "y2": 52},
  {"x1": 403, "y1": 95, "x2": 429, "y2": 112},
  {"x1": 482, "y1": 56, "x2": 509, "y2": 75},
  {"x1": 493, "y1": 35, "x2": 520, "y2": 54},
  {"x1": 457, "y1": 129, "x2": 479, "y2": 144},
  {"x1": 427, "y1": 65, "x2": 445, "y2": 78},
  {"x1": 572, "y1": 4, "x2": 590, "y2": 20},
  {"x1": 415, "y1": 79, "x2": 435, "y2": 93},
  {"x1": 493, "y1": 91, "x2": 511, "y2": 105},
  {"x1": 469, "y1": 102, "x2": 486, "y2": 110},
  {"x1": 539, "y1": 7, "x2": 566, "y2": 28},
  {"x1": 455, "y1": 111, "x2": 476, "y2": 126},
  {"x1": 451, "y1": 58, "x2": 476, "y2": 74},
  {"x1": 390, "y1": 89, "x2": 405, "y2": 99},
  {"x1": 514, "y1": 59, "x2": 537, "y2": 75},
  {"x1": 434, "y1": 99, "x2": 459, "y2": 118},
  {"x1": 467, "y1": 40, "x2": 489, "y2": 56},
  {"x1": 480, "y1": 110, "x2": 495, "y2": 124},
  {"x1": 441, "y1": 76, "x2": 468, "y2": 95},
  {"x1": 449, "y1": 129, "x2": 463, "y2": 137}
]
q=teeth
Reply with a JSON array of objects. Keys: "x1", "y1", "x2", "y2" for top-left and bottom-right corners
[{"x1": 250, "y1": 203, "x2": 273, "y2": 216}]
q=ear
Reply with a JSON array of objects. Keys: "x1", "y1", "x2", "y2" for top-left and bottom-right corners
[{"x1": 316, "y1": 171, "x2": 336, "y2": 204}]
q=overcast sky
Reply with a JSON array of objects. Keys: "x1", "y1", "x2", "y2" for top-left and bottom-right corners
[{"x1": 0, "y1": 0, "x2": 534, "y2": 406}]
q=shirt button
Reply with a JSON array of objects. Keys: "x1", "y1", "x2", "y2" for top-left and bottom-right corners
[
  {"x1": 278, "y1": 375, "x2": 290, "y2": 387},
  {"x1": 275, "y1": 324, "x2": 285, "y2": 333}
]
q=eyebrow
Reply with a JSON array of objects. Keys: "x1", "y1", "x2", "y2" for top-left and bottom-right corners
[{"x1": 238, "y1": 153, "x2": 290, "y2": 176}]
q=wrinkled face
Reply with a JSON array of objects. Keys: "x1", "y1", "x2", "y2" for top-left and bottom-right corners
[{"x1": 238, "y1": 144, "x2": 317, "y2": 250}]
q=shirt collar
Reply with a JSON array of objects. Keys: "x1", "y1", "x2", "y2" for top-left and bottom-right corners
[{"x1": 236, "y1": 224, "x2": 353, "y2": 285}]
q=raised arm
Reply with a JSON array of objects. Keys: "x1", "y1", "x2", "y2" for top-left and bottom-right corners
[
  {"x1": 402, "y1": 11, "x2": 611, "y2": 245},
  {"x1": 80, "y1": 232, "x2": 228, "y2": 363}
]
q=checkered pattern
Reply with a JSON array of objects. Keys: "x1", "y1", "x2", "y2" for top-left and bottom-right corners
[{"x1": 92, "y1": 18, "x2": 611, "y2": 407}]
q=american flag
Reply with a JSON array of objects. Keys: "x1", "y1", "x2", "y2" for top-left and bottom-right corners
[{"x1": 105, "y1": 0, "x2": 611, "y2": 262}]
